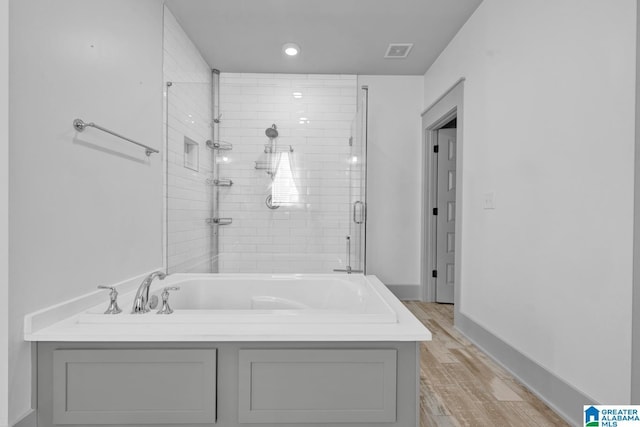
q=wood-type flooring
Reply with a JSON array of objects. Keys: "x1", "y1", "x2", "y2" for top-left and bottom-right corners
[{"x1": 404, "y1": 302, "x2": 569, "y2": 427}]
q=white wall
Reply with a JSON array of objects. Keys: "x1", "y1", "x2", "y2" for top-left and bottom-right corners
[
  {"x1": 9, "y1": 0, "x2": 164, "y2": 422},
  {"x1": 0, "y1": 0, "x2": 8, "y2": 424},
  {"x1": 359, "y1": 76, "x2": 424, "y2": 291},
  {"x1": 423, "y1": 0, "x2": 636, "y2": 404}
]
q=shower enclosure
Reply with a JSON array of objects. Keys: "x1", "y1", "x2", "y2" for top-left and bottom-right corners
[{"x1": 166, "y1": 72, "x2": 368, "y2": 275}]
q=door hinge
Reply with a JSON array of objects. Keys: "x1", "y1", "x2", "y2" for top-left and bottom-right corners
[
  {"x1": 432, "y1": 208, "x2": 438, "y2": 215},
  {"x1": 433, "y1": 145, "x2": 439, "y2": 153},
  {"x1": 432, "y1": 270, "x2": 438, "y2": 278}
]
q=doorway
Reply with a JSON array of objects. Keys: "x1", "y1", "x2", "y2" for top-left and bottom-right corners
[{"x1": 421, "y1": 80, "x2": 464, "y2": 313}]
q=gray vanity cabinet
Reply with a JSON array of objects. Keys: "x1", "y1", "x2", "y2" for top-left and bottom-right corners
[{"x1": 37, "y1": 341, "x2": 420, "y2": 427}]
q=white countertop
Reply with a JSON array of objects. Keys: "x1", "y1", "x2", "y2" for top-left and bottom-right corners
[{"x1": 24, "y1": 273, "x2": 432, "y2": 342}]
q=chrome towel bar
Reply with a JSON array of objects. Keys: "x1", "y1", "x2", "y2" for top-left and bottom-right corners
[{"x1": 72, "y1": 118, "x2": 159, "y2": 156}]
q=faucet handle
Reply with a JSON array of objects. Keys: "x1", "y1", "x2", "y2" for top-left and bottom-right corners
[
  {"x1": 157, "y1": 287, "x2": 180, "y2": 315},
  {"x1": 97, "y1": 285, "x2": 122, "y2": 315}
]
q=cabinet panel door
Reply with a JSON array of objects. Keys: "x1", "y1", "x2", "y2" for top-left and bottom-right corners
[
  {"x1": 53, "y1": 349, "x2": 216, "y2": 424},
  {"x1": 238, "y1": 349, "x2": 397, "y2": 423}
]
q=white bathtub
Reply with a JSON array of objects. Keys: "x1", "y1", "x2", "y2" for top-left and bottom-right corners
[{"x1": 78, "y1": 274, "x2": 398, "y2": 324}]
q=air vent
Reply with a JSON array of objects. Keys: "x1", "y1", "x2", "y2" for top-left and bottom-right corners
[{"x1": 384, "y1": 43, "x2": 413, "y2": 59}]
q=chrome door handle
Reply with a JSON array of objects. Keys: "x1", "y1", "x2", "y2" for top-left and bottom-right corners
[{"x1": 353, "y1": 201, "x2": 366, "y2": 224}]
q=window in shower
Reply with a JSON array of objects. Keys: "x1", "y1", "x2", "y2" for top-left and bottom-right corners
[{"x1": 271, "y1": 152, "x2": 300, "y2": 206}]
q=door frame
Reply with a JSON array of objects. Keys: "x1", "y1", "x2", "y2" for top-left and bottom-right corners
[{"x1": 420, "y1": 79, "x2": 464, "y2": 313}]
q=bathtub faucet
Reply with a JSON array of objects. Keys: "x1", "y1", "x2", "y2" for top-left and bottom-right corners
[{"x1": 131, "y1": 271, "x2": 167, "y2": 314}]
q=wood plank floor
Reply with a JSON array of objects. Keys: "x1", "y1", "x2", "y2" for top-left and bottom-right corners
[{"x1": 404, "y1": 302, "x2": 569, "y2": 427}]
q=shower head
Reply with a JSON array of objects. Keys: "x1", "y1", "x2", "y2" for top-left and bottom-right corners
[{"x1": 265, "y1": 124, "x2": 278, "y2": 139}]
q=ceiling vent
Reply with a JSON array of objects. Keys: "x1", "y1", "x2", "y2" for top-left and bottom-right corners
[{"x1": 384, "y1": 43, "x2": 413, "y2": 59}]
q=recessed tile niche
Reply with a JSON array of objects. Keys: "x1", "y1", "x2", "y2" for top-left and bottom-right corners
[{"x1": 183, "y1": 136, "x2": 199, "y2": 171}]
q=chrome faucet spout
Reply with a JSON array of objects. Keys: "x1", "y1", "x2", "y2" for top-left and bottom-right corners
[{"x1": 131, "y1": 271, "x2": 167, "y2": 314}]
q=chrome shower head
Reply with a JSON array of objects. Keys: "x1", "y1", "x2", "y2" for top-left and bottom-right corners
[{"x1": 265, "y1": 124, "x2": 278, "y2": 139}]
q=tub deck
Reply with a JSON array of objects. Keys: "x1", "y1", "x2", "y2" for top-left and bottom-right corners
[{"x1": 25, "y1": 274, "x2": 431, "y2": 342}]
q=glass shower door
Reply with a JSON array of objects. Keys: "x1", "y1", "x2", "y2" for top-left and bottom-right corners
[
  {"x1": 335, "y1": 85, "x2": 368, "y2": 274},
  {"x1": 165, "y1": 81, "x2": 216, "y2": 274},
  {"x1": 350, "y1": 86, "x2": 368, "y2": 273}
]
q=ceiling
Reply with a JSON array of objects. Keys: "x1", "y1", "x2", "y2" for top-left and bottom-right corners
[{"x1": 164, "y1": 0, "x2": 483, "y2": 76}]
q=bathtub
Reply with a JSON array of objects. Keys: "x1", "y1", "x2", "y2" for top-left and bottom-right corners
[
  {"x1": 77, "y1": 274, "x2": 398, "y2": 325},
  {"x1": 26, "y1": 273, "x2": 431, "y2": 426}
]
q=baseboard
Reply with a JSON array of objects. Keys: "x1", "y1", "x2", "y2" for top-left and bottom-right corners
[
  {"x1": 386, "y1": 284, "x2": 421, "y2": 300},
  {"x1": 456, "y1": 312, "x2": 594, "y2": 427},
  {"x1": 12, "y1": 410, "x2": 35, "y2": 427}
]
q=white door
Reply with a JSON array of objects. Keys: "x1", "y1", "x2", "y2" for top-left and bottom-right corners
[{"x1": 435, "y1": 128, "x2": 456, "y2": 303}]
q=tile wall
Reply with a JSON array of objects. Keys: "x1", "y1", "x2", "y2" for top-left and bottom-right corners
[
  {"x1": 217, "y1": 73, "x2": 360, "y2": 273},
  {"x1": 163, "y1": 7, "x2": 214, "y2": 273}
]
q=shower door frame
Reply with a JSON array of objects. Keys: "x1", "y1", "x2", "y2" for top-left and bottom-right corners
[
  {"x1": 337, "y1": 84, "x2": 368, "y2": 275},
  {"x1": 352, "y1": 85, "x2": 369, "y2": 274}
]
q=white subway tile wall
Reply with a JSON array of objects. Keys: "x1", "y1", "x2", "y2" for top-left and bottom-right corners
[
  {"x1": 218, "y1": 73, "x2": 359, "y2": 273},
  {"x1": 163, "y1": 7, "x2": 213, "y2": 273}
]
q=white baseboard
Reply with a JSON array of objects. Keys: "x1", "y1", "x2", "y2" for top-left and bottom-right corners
[
  {"x1": 385, "y1": 283, "x2": 421, "y2": 300},
  {"x1": 457, "y1": 312, "x2": 595, "y2": 427},
  {"x1": 13, "y1": 409, "x2": 35, "y2": 427}
]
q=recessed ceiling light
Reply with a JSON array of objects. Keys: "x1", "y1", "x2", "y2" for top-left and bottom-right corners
[{"x1": 282, "y1": 43, "x2": 300, "y2": 56}]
